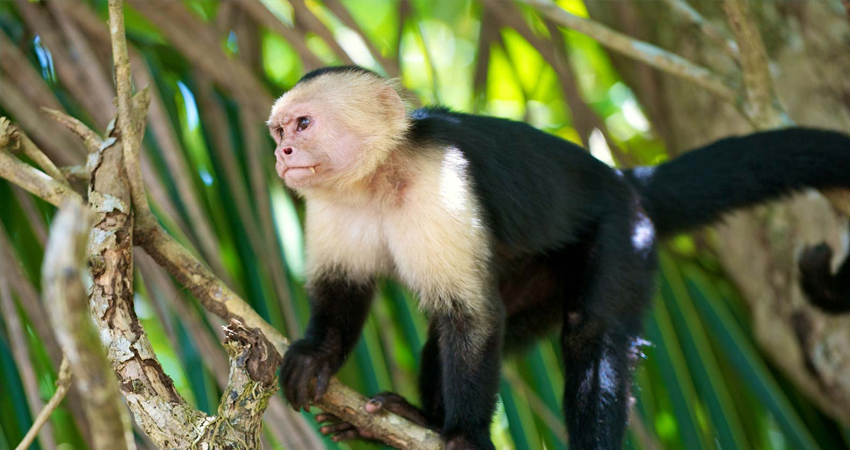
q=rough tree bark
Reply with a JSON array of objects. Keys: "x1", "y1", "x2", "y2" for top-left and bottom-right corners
[
  {"x1": 585, "y1": 1, "x2": 850, "y2": 425},
  {"x1": 42, "y1": 202, "x2": 135, "y2": 450}
]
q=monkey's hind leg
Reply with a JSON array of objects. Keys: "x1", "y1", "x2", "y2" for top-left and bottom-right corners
[
  {"x1": 561, "y1": 222, "x2": 656, "y2": 450},
  {"x1": 435, "y1": 300, "x2": 504, "y2": 450}
]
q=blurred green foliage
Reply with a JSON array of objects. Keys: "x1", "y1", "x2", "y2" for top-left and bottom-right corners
[{"x1": 1, "y1": 1, "x2": 848, "y2": 449}]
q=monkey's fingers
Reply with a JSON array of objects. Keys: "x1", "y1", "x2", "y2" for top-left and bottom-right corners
[
  {"x1": 315, "y1": 414, "x2": 340, "y2": 424},
  {"x1": 280, "y1": 359, "x2": 299, "y2": 408},
  {"x1": 331, "y1": 429, "x2": 362, "y2": 442},
  {"x1": 293, "y1": 364, "x2": 316, "y2": 412},
  {"x1": 283, "y1": 364, "x2": 310, "y2": 411},
  {"x1": 314, "y1": 366, "x2": 332, "y2": 402},
  {"x1": 320, "y1": 422, "x2": 355, "y2": 436},
  {"x1": 314, "y1": 414, "x2": 376, "y2": 442}
]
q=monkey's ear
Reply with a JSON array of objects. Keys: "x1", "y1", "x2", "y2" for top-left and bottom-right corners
[{"x1": 376, "y1": 83, "x2": 407, "y2": 123}]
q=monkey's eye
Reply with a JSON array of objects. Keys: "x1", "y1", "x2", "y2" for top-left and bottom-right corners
[
  {"x1": 278, "y1": 128, "x2": 285, "y2": 140},
  {"x1": 296, "y1": 116, "x2": 311, "y2": 132}
]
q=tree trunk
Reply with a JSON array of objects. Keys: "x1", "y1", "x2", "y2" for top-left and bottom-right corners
[{"x1": 586, "y1": 1, "x2": 850, "y2": 425}]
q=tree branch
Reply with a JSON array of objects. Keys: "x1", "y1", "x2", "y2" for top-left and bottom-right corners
[
  {"x1": 0, "y1": 117, "x2": 68, "y2": 184},
  {"x1": 42, "y1": 108, "x2": 103, "y2": 154},
  {"x1": 0, "y1": 150, "x2": 81, "y2": 207},
  {"x1": 108, "y1": 0, "x2": 154, "y2": 228},
  {"x1": 55, "y1": 1, "x2": 236, "y2": 286},
  {"x1": 14, "y1": 358, "x2": 72, "y2": 450},
  {"x1": 42, "y1": 201, "x2": 135, "y2": 450},
  {"x1": 722, "y1": 1, "x2": 789, "y2": 128},
  {"x1": 520, "y1": 0, "x2": 738, "y2": 103},
  {"x1": 663, "y1": 0, "x2": 740, "y2": 62}
]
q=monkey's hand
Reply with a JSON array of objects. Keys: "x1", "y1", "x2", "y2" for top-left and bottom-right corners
[
  {"x1": 280, "y1": 339, "x2": 339, "y2": 412},
  {"x1": 315, "y1": 392, "x2": 435, "y2": 443}
]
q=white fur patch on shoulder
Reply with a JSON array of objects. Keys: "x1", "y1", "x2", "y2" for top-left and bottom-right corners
[
  {"x1": 383, "y1": 147, "x2": 492, "y2": 315},
  {"x1": 303, "y1": 145, "x2": 492, "y2": 315}
]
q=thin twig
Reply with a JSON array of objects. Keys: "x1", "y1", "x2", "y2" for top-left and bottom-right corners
[
  {"x1": 56, "y1": 1, "x2": 234, "y2": 284},
  {"x1": 520, "y1": 0, "x2": 738, "y2": 103},
  {"x1": 487, "y1": 2, "x2": 619, "y2": 150},
  {"x1": 108, "y1": 0, "x2": 154, "y2": 227},
  {"x1": 48, "y1": 0, "x2": 117, "y2": 112},
  {"x1": 42, "y1": 108, "x2": 103, "y2": 154},
  {"x1": 0, "y1": 150, "x2": 81, "y2": 207},
  {"x1": 722, "y1": 1, "x2": 788, "y2": 128},
  {"x1": 0, "y1": 117, "x2": 68, "y2": 184},
  {"x1": 14, "y1": 358, "x2": 72, "y2": 450}
]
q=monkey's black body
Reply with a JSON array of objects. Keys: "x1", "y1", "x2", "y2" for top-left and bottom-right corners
[{"x1": 281, "y1": 95, "x2": 850, "y2": 449}]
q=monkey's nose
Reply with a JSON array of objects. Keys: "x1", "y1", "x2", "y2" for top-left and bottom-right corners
[{"x1": 282, "y1": 147, "x2": 293, "y2": 155}]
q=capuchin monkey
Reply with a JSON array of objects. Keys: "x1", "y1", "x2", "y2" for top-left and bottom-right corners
[{"x1": 270, "y1": 66, "x2": 850, "y2": 450}]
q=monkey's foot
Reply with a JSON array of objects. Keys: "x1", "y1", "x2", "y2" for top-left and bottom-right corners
[
  {"x1": 315, "y1": 392, "x2": 433, "y2": 442},
  {"x1": 799, "y1": 242, "x2": 850, "y2": 314}
]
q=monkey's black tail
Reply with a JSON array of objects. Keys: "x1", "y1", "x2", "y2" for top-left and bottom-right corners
[{"x1": 624, "y1": 127, "x2": 850, "y2": 313}]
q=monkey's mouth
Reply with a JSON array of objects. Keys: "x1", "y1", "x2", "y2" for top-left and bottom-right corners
[{"x1": 284, "y1": 165, "x2": 319, "y2": 175}]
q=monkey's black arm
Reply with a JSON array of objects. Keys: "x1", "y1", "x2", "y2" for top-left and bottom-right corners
[{"x1": 280, "y1": 273, "x2": 375, "y2": 411}]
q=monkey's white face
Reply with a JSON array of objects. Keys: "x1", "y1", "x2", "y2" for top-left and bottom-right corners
[
  {"x1": 268, "y1": 72, "x2": 410, "y2": 196},
  {"x1": 269, "y1": 100, "x2": 364, "y2": 190}
]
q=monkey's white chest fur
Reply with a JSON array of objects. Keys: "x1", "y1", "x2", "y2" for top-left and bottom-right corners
[{"x1": 303, "y1": 148, "x2": 491, "y2": 313}]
